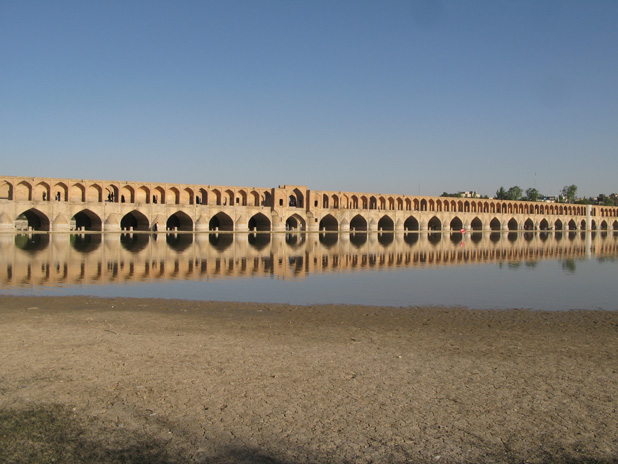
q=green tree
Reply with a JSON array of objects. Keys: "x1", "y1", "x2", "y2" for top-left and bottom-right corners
[
  {"x1": 495, "y1": 187, "x2": 507, "y2": 200},
  {"x1": 506, "y1": 186, "x2": 523, "y2": 201},
  {"x1": 561, "y1": 185, "x2": 578, "y2": 203},
  {"x1": 525, "y1": 188, "x2": 540, "y2": 201}
]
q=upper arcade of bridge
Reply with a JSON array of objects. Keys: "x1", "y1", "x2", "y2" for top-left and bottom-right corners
[{"x1": 1, "y1": 175, "x2": 617, "y2": 233}]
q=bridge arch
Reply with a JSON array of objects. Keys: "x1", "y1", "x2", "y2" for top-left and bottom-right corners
[
  {"x1": 350, "y1": 214, "x2": 368, "y2": 231},
  {"x1": 404, "y1": 216, "x2": 419, "y2": 231},
  {"x1": 319, "y1": 214, "x2": 338, "y2": 231},
  {"x1": 490, "y1": 218, "x2": 501, "y2": 231},
  {"x1": 427, "y1": 216, "x2": 441, "y2": 231},
  {"x1": 539, "y1": 219, "x2": 549, "y2": 230},
  {"x1": 507, "y1": 218, "x2": 518, "y2": 230},
  {"x1": 555, "y1": 219, "x2": 563, "y2": 230},
  {"x1": 249, "y1": 213, "x2": 271, "y2": 231},
  {"x1": 72, "y1": 209, "x2": 102, "y2": 231},
  {"x1": 209, "y1": 212, "x2": 234, "y2": 231},
  {"x1": 167, "y1": 211, "x2": 193, "y2": 231},
  {"x1": 121, "y1": 210, "x2": 149, "y2": 231},
  {"x1": 286, "y1": 214, "x2": 306, "y2": 231},
  {"x1": 470, "y1": 217, "x2": 482, "y2": 231},
  {"x1": 568, "y1": 220, "x2": 577, "y2": 230},
  {"x1": 18, "y1": 208, "x2": 50, "y2": 231},
  {"x1": 450, "y1": 216, "x2": 463, "y2": 231},
  {"x1": 524, "y1": 218, "x2": 534, "y2": 230},
  {"x1": 378, "y1": 215, "x2": 394, "y2": 231}
]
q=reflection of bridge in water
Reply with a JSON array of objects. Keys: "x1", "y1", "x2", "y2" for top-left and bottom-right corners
[{"x1": 2, "y1": 231, "x2": 617, "y2": 288}]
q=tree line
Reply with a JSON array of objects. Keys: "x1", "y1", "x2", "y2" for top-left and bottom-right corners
[{"x1": 493, "y1": 184, "x2": 617, "y2": 206}]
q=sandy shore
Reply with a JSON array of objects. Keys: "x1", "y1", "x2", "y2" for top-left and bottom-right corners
[{"x1": 0, "y1": 295, "x2": 616, "y2": 463}]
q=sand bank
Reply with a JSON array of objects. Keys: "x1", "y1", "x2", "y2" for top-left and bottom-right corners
[{"x1": 0, "y1": 295, "x2": 616, "y2": 463}]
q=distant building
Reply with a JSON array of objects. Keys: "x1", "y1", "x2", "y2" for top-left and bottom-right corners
[{"x1": 459, "y1": 191, "x2": 480, "y2": 198}]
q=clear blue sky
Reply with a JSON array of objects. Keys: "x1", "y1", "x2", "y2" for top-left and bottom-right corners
[{"x1": 1, "y1": 0, "x2": 617, "y2": 198}]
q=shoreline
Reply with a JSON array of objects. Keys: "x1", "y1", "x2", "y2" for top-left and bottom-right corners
[{"x1": 1, "y1": 295, "x2": 616, "y2": 463}]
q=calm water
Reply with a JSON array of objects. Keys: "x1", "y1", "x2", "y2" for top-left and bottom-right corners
[{"x1": 1, "y1": 231, "x2": 617, "y2": 310}]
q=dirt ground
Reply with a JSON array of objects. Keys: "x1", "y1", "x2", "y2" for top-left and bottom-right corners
[{"x1": 0, "y1": 295, "x2": 616, "y2": 464}]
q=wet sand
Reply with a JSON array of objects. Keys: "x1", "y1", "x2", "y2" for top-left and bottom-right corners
[{"x1": 0, "y1": 295, "x2": 616, "y2": 463}]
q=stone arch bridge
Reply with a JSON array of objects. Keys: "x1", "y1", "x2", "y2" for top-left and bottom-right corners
[{"x1": 1, "y1": 175, "x2": 617, "y2": 233}]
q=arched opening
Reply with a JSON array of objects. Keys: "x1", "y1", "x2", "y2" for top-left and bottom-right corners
[
  {"x1": 209, "y1": 212, "x2": 234, "y2": 231},
  {"x1": 120, "y1": 210, "x2": 150, "y2": 231},
  {"x1": 106, "y1": 185, "x2": 119, "y2": 203},
  {"x1": 0, "y1": 181, "x2": 13, "y2": 199},
  {"x1": 555, "y1": 219, "x2": 563, "y2": 231},
  {"x1": 34, "y1": 182, "x2": 50, "y2": 201},
  {"x1": 120, "y1": 186, "x2": 134, "y2": 203},
  {"x1": 470, "y1": 217, "x2": 482, "y2": 231},
  {"x1": 71, "y1": 209, "x2": 103, "y2": 231},
  {"x1": 322, "y1": 194, "x2": 329, "y2": 208},
  {"x1": 490, "y1": 218, "x2": 501, "y2": 231},
  {"x1": 289, "y1": 195, "x2": 298, "y2": 207},
  {"x1": 600, "y1": 221, "x2": 608, "y2": 230},
  {"x1": 568, "y1": 220, "x2": 577, "y2": 231},
  {"x1": 377, "y1": 215, "x2": 394, "y2": 231},
  {"x1": 427, "y1": 216, "x2": 441, "y2": 231},
  {"x1": 539, "y1": 219, "x2": 549, "y2": 230},
  {"x1": 286, "y1": 214, "x2": 306, "y2": 231},
  {"x1": 404, "y1": 216, "x2": 419, "y2": 231},
  {"x1": 350, "y1": 214, "x2": 368, "y2": 231},
  {"x1": 369, "y1": 196, "x2": 377, "y2": 209},
  {"x1": 249, "y1": 213, "x2": 271, "y2": 232},
  {"x1": 167, "y1": 211, "x2": 193, "y2": 231},
  {"x1": 293, "y1": 188, "x2": 304, "y2": 208},
  {"x1": 507, "y1": 218, "x2": 518, "y2": 230},
  {"x1": 319, "y1": 214, "x2": 338, "y2": 231},
  {"x1": 18, "y1": 208, "x2": 50, "y2": 231},
  {"x1": 87, "y1": 184, "x2": 102, "y2": 202},
  {"x1": 225, "y1": 190, "x2": 234, "y2": 206},
  {"x1": 15, "y1": 181, "x2": 32, "y2": 201},
  {"x1": 524, "y1": 219, "x2": 534, "y2": 230},
  {"x1": 70, "y1": 183, "x2": 86, "y2": 202},
  {"x1": 450, "y1": 217, "x2": 463, "y2": 231}
]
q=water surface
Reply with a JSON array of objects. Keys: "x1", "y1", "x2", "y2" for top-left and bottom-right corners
[{"x1": 1, "y1": 231, "x2": 616, "y2": 310}]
